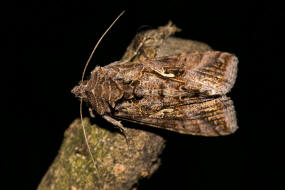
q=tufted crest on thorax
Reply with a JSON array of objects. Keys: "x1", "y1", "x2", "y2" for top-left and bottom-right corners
[{"x1": 72, "y1": 66, "x2": 125, "y2": 115}]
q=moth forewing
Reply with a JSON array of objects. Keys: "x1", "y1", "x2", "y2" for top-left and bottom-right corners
[
  {"x1": 190, "y1": 51, "x2": 238, "y2": 95},
  {"x1": 113, "y1": 96, "x2": 237, "y2": 136},
  {"x1": 124, "y1": 51, "x2": 238, "y2": 96}
]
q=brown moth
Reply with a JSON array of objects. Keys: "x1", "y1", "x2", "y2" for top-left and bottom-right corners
[{"x1": 72, "y1": 49, "x2": 238, "y2": 136}]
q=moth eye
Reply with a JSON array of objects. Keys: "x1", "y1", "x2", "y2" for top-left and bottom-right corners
[{"x1": 84, "y1": 90, "x2": 91, "y2": 100}]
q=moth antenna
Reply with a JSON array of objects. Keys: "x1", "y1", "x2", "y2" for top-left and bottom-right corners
[
  {"x1": 81, "y1": 10, "x2": 125, "y2": 82},
  {"x1": 79, "y1": 10, "x2": 125, "y2": 175}
]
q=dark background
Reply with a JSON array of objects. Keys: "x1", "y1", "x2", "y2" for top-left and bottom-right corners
[{"x1": 13, "y1": 0, "x2": 283, "y2": 189}]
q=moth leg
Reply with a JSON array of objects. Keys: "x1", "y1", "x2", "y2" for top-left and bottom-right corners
[
  {"x1": 124, "y1": 35, "x2": 150, "y2": 62},
  {"x1": 88, "y1": 108, "x2": 96, "y2": 118},
  {"x1": 103, "y1": 115, "x2": 124, "y2": 129},
  {"x1": 103, "y1": 115, "x2": 129, "y2": 144},
  {"x1": 129, "y1": 37, "x2": 146, "y2": 61},
  {"x1": 121, "y1": 22, "x2": 179, "y2": 62}
]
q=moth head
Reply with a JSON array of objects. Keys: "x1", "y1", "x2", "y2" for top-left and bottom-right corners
[{"x1": 71, "y1": 81, "x2": 88, "y2": 101}]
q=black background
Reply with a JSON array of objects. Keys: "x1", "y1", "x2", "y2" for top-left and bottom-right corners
[{"x1": 13, "y1": 0, "x2": 284, "y2": 189}]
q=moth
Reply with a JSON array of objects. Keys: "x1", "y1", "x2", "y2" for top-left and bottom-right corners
[{"x1": 72, "y1": 49, "x2": 238, "y2": 136}]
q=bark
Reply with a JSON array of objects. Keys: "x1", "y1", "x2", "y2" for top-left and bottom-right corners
[{"x1": 38, "y1": 22, "x2": 211, "y2": 190}]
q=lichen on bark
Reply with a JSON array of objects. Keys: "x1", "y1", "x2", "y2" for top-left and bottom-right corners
[{"x1": 38, "y1": 22, "x2": 212, "y2": 190}]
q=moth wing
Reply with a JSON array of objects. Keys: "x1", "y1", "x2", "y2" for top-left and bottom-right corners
[
  {"x1": 146, "y1": 51, "x2": 238, "y2": 95},
  {"x1": 114, "y1": 96, "x2": 238, "y2": 136}
]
